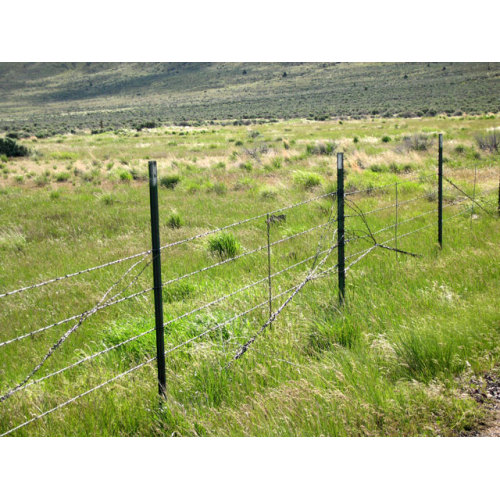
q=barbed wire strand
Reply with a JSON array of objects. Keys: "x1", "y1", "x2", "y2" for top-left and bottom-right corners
[
  {"x1": 345, "y1": 173, "x2": 436, "y2": 197},
  {"x1": 0, "y1": 190, "x2": 339, "y2": 300},
  {"x1": 1, "y1": 243, "x2": 340, "y2": 400},
  {"x1": 0, "y1": 282, "x2": 307, "y2": 437},
  {"x1": 0, "y1": 218, "x2": 335, "y2": 348},
  {"x1": 0, "y1": 254, "x2": 153, "y2": 402}
]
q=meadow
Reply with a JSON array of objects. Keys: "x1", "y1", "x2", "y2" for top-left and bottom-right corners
[{"x1": 0, "y1": 114, "x2": 499, "y2": 436}]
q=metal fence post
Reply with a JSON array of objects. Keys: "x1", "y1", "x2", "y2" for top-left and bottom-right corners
[
  {"x1": 337, "y1": 153, "x2": 345, "y2": 306},
  {"x1": 266, "y1": 214, "x2": 273, "y2": 328},
  {"x1": 395, "y1": 182, "x2": 398, "y2": 260},
  {"x1": 148, "y1": 160, "x2": 166, "y2": 397},
  {"x1": 438, "y1": 134, "x2": 443, "y2": 248}
]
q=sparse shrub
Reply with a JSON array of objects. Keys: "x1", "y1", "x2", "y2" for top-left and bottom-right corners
[
  {"x1": 105, "y1": 161, "x2": 114, "y2": 170},
  {"x1": 15, "y1": 175, "x2": 24, "y2": 184},
  {"x1": 101, "y1": 193, "x2": 116, "y2": 205},
  {"x1": 400, "y1": 133, "x2": 433, "y2": 151},
  {"x1": 49, "y1": 190, "x2": 61, "y2": 200},
  {"x1": 306, "y1": 141, "x2": 337, "y2": 156},
  {"x1": 130, "y1": 167, "x2": 147, "y2": 181},
  {"x1": 208, "y1": 233, "x2": 240, "y2": 259},
  {"x1": 212, "y1": 182, "x2": 227, "y2": 195},
  {"x1": 0, "y1": 154, "x2": 8, "y2": 162},
  {"x1": 119, "y1": 170, "x2": 133, "y2": 182},
  {"x1": 475, "y1": 131, "x2": 499, "y2": 153},
  {"x1": 353, "y1": 136, "x2": 359, "y2": 144},
  {"x1": 185, "y1": 181, "x2": 201, "y2": 194},
  {"x1": 0, "y1": 137, "x2": 29, "y2": 157},
  {"x1": 235, "y1": 140, "x2": 244, "y2": 146},
  {"x1": 381, "y1": 135, "x2": 391, "y2": 143},
  {"x1": 214, "y1": 161, "x2": 226, "y2": 170},
  {"x1": 259, "y1": 186, "x2": 279, "y2": 199},
  {"x1": 270, "y1": 157, "x2": 282, "y2": 169},
  {"x1": 293, "y1": 170, "x2": 322, "y2": 190},
  {"x1": 454, "y1": 144, "x2": 466, "y2": 154},
  {"x1": 34, "y1": 175, "x2": 49, "y2": 187},
  {"x1": 160, "y1": 174, "x2": 181, "y2": 189},
  {"x1": 239, "y1": 161, "x2": 252, "y2": 172},
  {"x1": 167, "y1": 212, "x2": 182, "y2": 229},
  {"x1": 369, "y1": 164, "x2": 389, "y2": 173},
  {"x1": 55, "y1": 172, "x2": 70, "y2": 182}
]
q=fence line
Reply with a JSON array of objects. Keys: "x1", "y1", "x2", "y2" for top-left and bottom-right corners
[
  {"x1": 0, "y1": 218, "x2": 336, "y2": 348},
  {"x1": 1, "y1": 149, "x2": 498, "y2": 436},
  {"x1": 0, "y1": 189, "x2": 341, "y2": 301},
  {"x1": 0, "y1": 281, "x2": 313, "y2": 437},
  {"x1": 2, "y1": 242, "x2": 340, "y2": 400}
]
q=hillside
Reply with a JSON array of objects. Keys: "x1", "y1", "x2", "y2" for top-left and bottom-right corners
[{"x1": 0, "y1": 62, "x2": 499, "y2": 135}]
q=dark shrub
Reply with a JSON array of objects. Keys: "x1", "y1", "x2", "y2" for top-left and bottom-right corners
[
  {"x1": 0, "y1": 138, "x2": 29, "y2": 157},
  {"x1": 160, "y1": 174, "x2": 181, "y2": 189},
  {"x1": 475, "y1": 131, "x2": 499, "y2": 153}
]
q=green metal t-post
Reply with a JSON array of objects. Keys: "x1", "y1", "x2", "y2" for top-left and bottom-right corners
[
  {"x1": 148, "y1": 160, "x2": 166, "y2": 397},
  {"x1": 337, "y1": 153, "x2": 345, "y2": 306},
  {"x1": 438, "y1": 134, "x2": 443, "y2": 248}
]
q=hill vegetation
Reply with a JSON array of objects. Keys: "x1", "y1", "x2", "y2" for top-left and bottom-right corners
[{"x1": 1, "y1": 62, "x2": 499, "y2": 137}]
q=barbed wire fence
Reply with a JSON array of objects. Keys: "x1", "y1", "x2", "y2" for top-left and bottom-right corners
[{"x1": 0, "y1": 135, "x2": 498, "y2": 436}]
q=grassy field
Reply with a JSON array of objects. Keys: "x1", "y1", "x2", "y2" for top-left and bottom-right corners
[
  {"x1": 1, "y1": 62, "x2": 499, "y2": 136},
  {"x1": 0, "y1": 115, "x2": 499, "y2": 436}
]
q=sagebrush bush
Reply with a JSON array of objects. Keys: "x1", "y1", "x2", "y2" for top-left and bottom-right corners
[
  {"x1": 293, "y1": 170, "x2": 322, "y2": 190},
  {"x1": 259, "y1": 186, "x2": 279, "y2": 199},
  {"x1": 167, "y1": 212, "x2": 182, "y2": 229},
  {"x1": 55, "y1": 172, "x2": 70, "y2": 182},
  {"x1": 239, "y1": 161, "x2": 252, "y2": 172},
  {"x1": 400, "y1": 133, "x2": 433, "y2": 151},
  {"x1": 306, "y1": 141, "x2": 337, "y2": 156},
  {"x1": 0, "y1": 138, "x2": 29, "y2": 157},
  {"x1": 475, "y1": 131, "x2": 499, "y2": 153},
  {"x1": 160, "y1": 174, "x2": 181, "y2": 189},
  {"x1": 207, "y1": 233, "x2": 240, "y2": 259}
]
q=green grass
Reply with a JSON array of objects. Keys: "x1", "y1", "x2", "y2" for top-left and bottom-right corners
[{"x1": 0, "y1": 115, "x2": 498, "y2": 436}]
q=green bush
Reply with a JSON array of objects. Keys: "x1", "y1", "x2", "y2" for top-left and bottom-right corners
[
  {"x1": 167, "y1": 212, "x2": 182, "y2": 229},
  {"x1": 119, "y1": 170, "x2": 133, "y2": 182},
  {"x1": 293, "y1": 170, "x2": 322, "y2": 190},
  {"x1": 55, "y1": 172, "x2": 70, "y2": 182},
  {"x1": 208, "y1": 232, "x2": 240, "y2": 259},
  {"x1": 306, "y1": 141, "x2": 337, "y2": 155},
  {"x1": 0, "y1": 137, "x2": 29, "y2": 157},
  {"x1": 160, "y1": 174, "x2": 181, "y2": 189},
  {"x1": 239, "y1": 161, "x2": 252, "y2": 172},
  {"x1": 381, "y1": 135, "x2": 391, "y2": 143},
  {"x1": 259, "y1": 186, "x2": 279, "y2": 199}
]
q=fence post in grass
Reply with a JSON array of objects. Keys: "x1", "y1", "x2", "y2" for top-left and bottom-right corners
[
  {"x1": 438, "y1": 134, "x2": 443, "y2": 248},
  {"x1": 337, "y1": 153, "x2": 345, "y2": 306},
  {"x1": 266, "y1": 214, "x2": 273, "y2": 328},
  {"x1": 395, "y1": 182, "x2": 398, "y2": 260},
  {"x1": 497, "y1": 169, "x2": 500, "y2": 217},
  {"x1": 148, "y1": 160, "x2": 166, "y2": 397}
]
